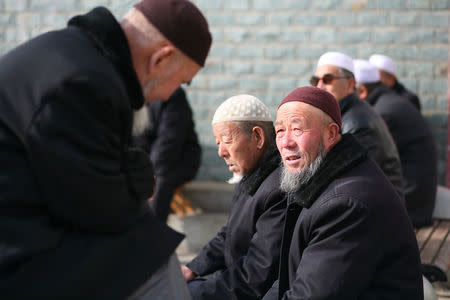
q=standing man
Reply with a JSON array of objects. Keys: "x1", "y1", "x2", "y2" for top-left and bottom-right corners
[
  {"x1": 264, "y1": 86, "x2": 422, "y2": 299},
  {"x1": 310, "y1": 51, "x2": 404, "y2": 198},
  {"x1": 0, "y1": 0, "x2": 212, "y2": 299},
  {"x1": 134, "y1": 87, "x2": 202, "y2": 222},
  {"x1": 369, "y1": 54, "x2": 421, "y2": 111},
  {"x1": 354, "y1": 59, "x2": 437, "y2": 228},
  {"x1": 182, "y1": 95, "x2": 286, "y2": 300}
]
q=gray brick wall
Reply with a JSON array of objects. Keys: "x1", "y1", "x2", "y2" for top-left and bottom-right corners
[{"x1": 0, "y1": 0, "x2": 448, "y2": 183}]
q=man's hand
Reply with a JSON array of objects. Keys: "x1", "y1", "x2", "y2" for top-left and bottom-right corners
[{"x1": 181, "y1": 265, "x2": 197, "y2": 282}]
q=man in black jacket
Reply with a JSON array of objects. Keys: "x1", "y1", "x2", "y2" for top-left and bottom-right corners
[
  {"x1": 182, "y1": 95, "x2": 286, "y2": 300},
  {"x1": 369, "y1": 54, "x2": 421, "y2": 111},
  {"x1": 354, "y1": 59, "x2": 437, "y2": 228},
  {"x1": 0, "y1": 0, "x2": 211, "y2": 299},
  {"x1": 134, "y1": 87, "x2": 202, "y2": 222},
  {"x1": 310, "y1": 51, "x2": 404, "y2": 199},
  {"x1": 263, "y1": 86, "x2": 422, "y2": 300}
]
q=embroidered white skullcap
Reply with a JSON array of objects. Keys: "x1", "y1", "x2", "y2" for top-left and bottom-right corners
[
  {"x1": 317, "y1": 51, "x2": 354, "y2": 74},
  {"x1": 353, "y1": 59, "x2": 381, "y2": 84},
  {"x1": 369, "y1": 54, "x2": 396, "y2": 75},
  {"x1": 212, "y1": 94, "x2": 272, "y2": 124}
]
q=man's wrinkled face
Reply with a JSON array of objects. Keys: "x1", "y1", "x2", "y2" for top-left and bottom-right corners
[
  {"x1": 213, "y1": 122, "x2": 260, "y2": 176},
  {"x1": 275, "y1": 102, "x2": 325, "y2": 174},
  {"x1": 315, "y1": 64, "x2": 352, "y2": 102}
]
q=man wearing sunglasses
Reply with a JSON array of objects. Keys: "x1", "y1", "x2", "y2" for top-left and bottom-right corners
[{"x1": 311, "y1": 52, "x2": 404, "y2": 199}]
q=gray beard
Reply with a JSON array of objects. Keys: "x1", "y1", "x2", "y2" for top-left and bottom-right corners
[
  {"x1": 227, "y1": 173, "x2": 243, "y2": 184},
  {"x1": 132, "y1": 105, "x2": 150, "y2": 136},
  {"x1": 280, "y1": 145, "x2": 326, "y2": 193}
]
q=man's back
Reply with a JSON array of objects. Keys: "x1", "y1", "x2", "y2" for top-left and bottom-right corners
[
  {"x1": 367, "y1": 84, "x2": 437, "y2": 227},
  {"x1": 0, "y1": 9, "x2": 182, "y2": 298},
  {"x1": 339, "y1": 93, "x2": 404, "y2": 198}
]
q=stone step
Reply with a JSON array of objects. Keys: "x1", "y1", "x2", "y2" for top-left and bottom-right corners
[
  {"x1": 168, "y1": 212, "x2": 229, "y2": 265},
  {"x1": 180, "y1": 181, "x2": 234, "y2": 213}
]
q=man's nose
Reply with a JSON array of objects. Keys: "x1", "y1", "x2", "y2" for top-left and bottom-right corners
[
  {"x1": 218, "y1": 144, "x2": 228, "y2": 157},
  {"x1": 278, "y1": 130, "x2": 296, "y2": 149},
  {"x1": 317, "y1": 79, "x2": 325, "y2": 89}
]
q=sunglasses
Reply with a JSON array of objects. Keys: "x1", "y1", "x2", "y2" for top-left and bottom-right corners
[{"x1": 310, "y1": 73, "x2": 350, "y2": 86}]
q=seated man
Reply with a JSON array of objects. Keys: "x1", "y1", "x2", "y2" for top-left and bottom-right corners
[
  {"x1": 134, "y1": 87, "x2": 202, "y2": 222},
  {"x1": 369, "y1": 54, "x2": 421, "y2": 111},
  {"x1": 182, "y1": 95, "x2": 286, "y2": 299},
  {"x1": 354, "y1": 59, "x2": 437, "y2": 228},
  {"x1": 311, "y1": 51, "x2": 404, "y2": 199},
  {"x1": 264, "y1": 86, "x2": 422, "y2": 299}
]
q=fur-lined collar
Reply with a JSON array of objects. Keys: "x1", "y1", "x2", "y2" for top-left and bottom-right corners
[
  {"x1": 68, "y1": 7, "x2": 144, "y2": 110},
  {"x1": 289, "y1": 134, "x2": 367, "y2": 208},
  {"x1": 239, "y1": 141, "x2": 281, "y2": 196}
]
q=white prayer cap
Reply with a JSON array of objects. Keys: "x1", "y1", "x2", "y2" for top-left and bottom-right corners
[
  {"x1": 212, "y1": 94, "x2": 272, "y2": 125},
  {"x1": 317, "y1": 51, "x2": 354, "y2": 74},
  {"x1": 354, "y1": 59, "x2": 381, "y2": 84},
  {"x1": 369, "y1": 54, "x2": 396, "y2": 75}
]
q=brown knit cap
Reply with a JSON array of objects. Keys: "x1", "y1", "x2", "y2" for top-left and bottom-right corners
[
  {"x1": 279, "y1": 86, "x2": 342, "y2": 128},
  {"x1": 134, "y1": 0, "x2": 212, "y2": 67}
]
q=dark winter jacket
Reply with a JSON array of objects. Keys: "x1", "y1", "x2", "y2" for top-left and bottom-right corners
[
  {"x1": 393, "y1": 81, "x2": 421, "y2": 111},
  {"x1": 135, "y1": 87, "x2": 201, "y2": 182},
  {"x1": 339, "y1": 93, "x2": 404, "y2": 198},
  {"x1": 133, "y1": 87, "x2": 201, "y2": 221},
  {"x1": 0, "y1": 7, "x2": 182, "y2": 299},
  {"x1": 187, "y1": 142, "x2": 286, "y2": 299},
  {"x1": 366, "y1": 83, "x2": 437, "y2": 227},
  {"x1": 275, "y1": 134, "x2": 423, "y2": 300}
]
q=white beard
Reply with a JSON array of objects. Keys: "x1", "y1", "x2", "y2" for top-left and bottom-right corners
[
  {"x1": 132, "y1": 105, "x2": 150, "y2": 136},
  {"x1": 280, "y1": 145, "x2": 326, "y2": 193},
  {"x1": 227, "y1": 173, "x2": 243, "y2": 184}
]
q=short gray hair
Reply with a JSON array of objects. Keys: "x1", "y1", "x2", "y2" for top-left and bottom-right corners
[{"x1": 236, "y1": 121, "x2": 275, "y2": 149}]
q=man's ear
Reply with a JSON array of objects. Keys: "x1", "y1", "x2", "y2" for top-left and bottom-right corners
[
  {"x1": 324, "y1": 123, "x2": 340, "y2": 150},
  {"x1": 148, "y1": 45, "x2": 175, "y2": 74},
  {"x1": 252, "y1": 126, "x2": 265, "y2": 150},
  {"x1": 357, "y1": 85, "x2": 369, "y2": 99}
]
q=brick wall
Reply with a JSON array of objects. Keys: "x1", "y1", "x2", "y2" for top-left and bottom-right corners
[{"x1": 0, "y1": 0, "x2": 448, "y2": 183}]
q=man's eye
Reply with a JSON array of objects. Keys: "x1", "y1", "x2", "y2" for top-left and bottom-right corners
[{"x1": 293, "y1": 128, "x2": 303, "y2": 135}]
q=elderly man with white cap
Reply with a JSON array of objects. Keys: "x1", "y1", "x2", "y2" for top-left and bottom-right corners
[
  {"x1": 369, "y1": 54, "x2": 421, "y2": 111},
  {"x1": 181, "y1": 95, "x2": 286, "y2": 300},
  {"x1": 262, "y1": 86, "x2": 422, "y2": 300},
  {"x1": 354, "y1": 59, "x2": 438, "y2": 228},
  {"x1": 310, "y1": 51, "x2": 404, "y2": 199}
]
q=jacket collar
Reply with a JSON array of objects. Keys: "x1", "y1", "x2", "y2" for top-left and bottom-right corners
[
  {"x1": 392, "y1": 80, "x2": 406, "y2": 94},
  {"x1": 68, "y1": 7, "x2": 144, "y2": 110},
  {"x1": 289, "y1": 134, "x2": 367, "y2": 208},
  {"x1": 338, "y1": 93, "x2": 359, "y2": 114},
  {"x1": 365, "y1": 83, "x2": 390, "y2": 106},
  {"x1": 239, "y1": 141, "x2": 281, "y2": 196}
]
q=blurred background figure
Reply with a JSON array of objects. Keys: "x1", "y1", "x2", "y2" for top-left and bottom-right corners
[
  {"x1": 354, "y1": 59, "x2": 437, "y2": 228},
  {"x1": 134, "y1": 87, "x2": 202, "y2": 223},
  {"x1": 369, "y1": 54, "x2": 421, "y2": 111}
]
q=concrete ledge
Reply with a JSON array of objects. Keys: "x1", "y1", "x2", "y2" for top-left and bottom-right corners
[{"x1": 181, "y1": 181, "x2": 235, "y2": 212}]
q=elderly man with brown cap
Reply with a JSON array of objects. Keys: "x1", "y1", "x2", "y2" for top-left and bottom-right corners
[
  {"x1": 310, "y1": 51, "x2": 404, "y2": 199},
  {"x1": 262, "y1": 86, "x2": 423, "y2": 300},
  {"x1": 354, "y1": 59, "x2": 437, "y2": 228},
  {"x1": 182, "y1": 95, "x2": 286, "y2": 300},
  {"x1": 0, "y1": 0, "x2": 211, "y2": 299}
]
